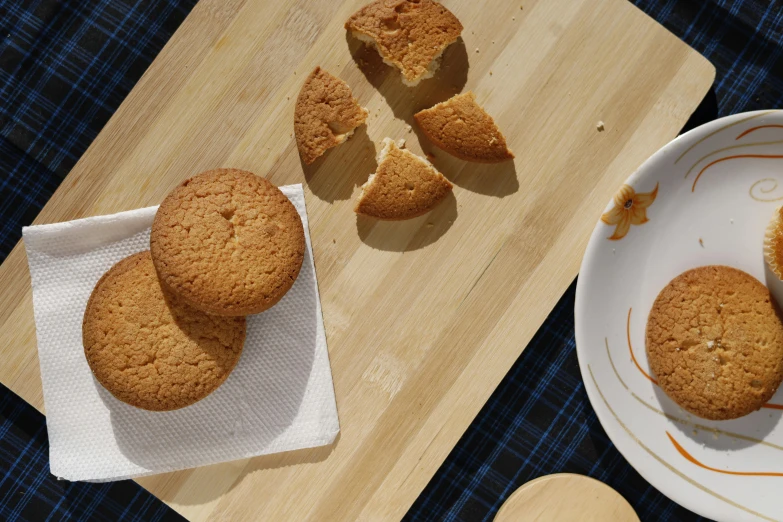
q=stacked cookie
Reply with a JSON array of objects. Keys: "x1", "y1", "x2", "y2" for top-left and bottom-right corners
[
  {"x1": 83, "y1": 169, "x2": 305, "y2": 411},
  {"x1": 294, "y1": 0, "x2": 514, "y2": 221}
]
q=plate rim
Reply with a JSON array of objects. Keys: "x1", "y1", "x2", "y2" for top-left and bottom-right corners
[{"x1": 574, "y1": 110, "x2": 777, "y2": 522}]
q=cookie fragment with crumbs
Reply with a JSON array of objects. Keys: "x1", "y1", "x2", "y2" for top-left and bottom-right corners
[
  {"x1": 295, "y1": 67, "x2": 369, "y2": 165},
  {"x1": 355, "y1": 138, "x2": 452, "y2": 220},
  {"x1": 414, "y1": 91, "x2": 514, "y2": 163},
  {"x1": 345, "y1": 0, "x2": 463, "y2": 87}
]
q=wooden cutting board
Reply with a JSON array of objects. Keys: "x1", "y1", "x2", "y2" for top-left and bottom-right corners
[{"x1": 0, "y1": 0, "x2": 713, "y2": 519}]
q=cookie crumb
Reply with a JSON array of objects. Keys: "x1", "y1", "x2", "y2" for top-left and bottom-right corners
[
  {"x1": 475, "y1": 47, "x2": 479, "y2": 53},
  {"x1": 406, "y1": 124, "x2": 412, "y2": 133},
  {"x1": 596, "y1": 121, "x2": 605, "y2": 131},
  {"x1": 699, "y1": 237, "x2": 704, "y2": 247}
]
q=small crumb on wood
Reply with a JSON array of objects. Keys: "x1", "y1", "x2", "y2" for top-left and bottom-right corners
[
  {"x1": 333, "y1": 239, "x2": 336, "y2": 244},
  {"x1": 425, "y1": 152, "x2": 436, "y2": 161},
  {"x1": 406, "y1": 124, "x2": 412, "y2": 133},
  {"x1": 699, "y1": 238, "x2": 704, "y2": 247},
  {"x1": 512, "y1": 16, "x2": 516, "y2": 21},
  {"x1": 426, "y1": 223, "x2": 434, "y2": 228},
  {"x1": 475, "y1": 47, "x2": 480, "y2": 53},
  {"x1": 489, "y1": 71, "x2": 493, "y2": 75},
  {"x1": 596, "y1": 121, "x2": 605, "y2": 131}
]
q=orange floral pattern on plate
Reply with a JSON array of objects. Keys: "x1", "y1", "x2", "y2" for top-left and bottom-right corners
[{"x1": 601, "y1": 184, "x2": 658, "y2": 240}]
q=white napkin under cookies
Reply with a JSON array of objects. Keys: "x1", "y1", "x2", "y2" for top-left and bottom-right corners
[{"x1": 23, "y1": 184, "x2": 339, "y2": 482}]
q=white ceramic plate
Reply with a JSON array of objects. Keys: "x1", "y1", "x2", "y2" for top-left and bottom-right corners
[{"x1": 576, "y1": 111, "x2": 783, "y2": 522}]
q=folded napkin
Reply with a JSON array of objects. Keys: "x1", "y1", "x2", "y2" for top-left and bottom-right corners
[{"x1": 23, "y1": 184, "x2": 339, "y2": 482}]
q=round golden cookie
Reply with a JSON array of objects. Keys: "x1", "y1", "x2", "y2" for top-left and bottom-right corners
[
  {"x1": 150, "y1": 169, "x2": 305, "y2": 316},
  {"x1": 646, "y1": 265, "x2": 783, "y2": 420},
  {"x1": 83, "y1": 251, "x2": 246, "y2": 411}
]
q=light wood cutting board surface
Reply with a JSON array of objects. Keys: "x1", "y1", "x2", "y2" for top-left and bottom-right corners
[{"x1": 0, "y1": 0, "x2": 713, "y2": 520}]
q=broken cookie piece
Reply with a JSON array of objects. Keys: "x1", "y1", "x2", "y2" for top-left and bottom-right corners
[
  {"x1": 345, "y1": 0, "x2": 463, "y2": 87},
  {"x1": 355, "y1": 138, "x2": 453, "y2": 220},
  {"x1": 414, "y1": 91, "x2": 514, "y2": 163},
  {"x1": 294, "y1": 67, "x2": 369, "y2": 165}
]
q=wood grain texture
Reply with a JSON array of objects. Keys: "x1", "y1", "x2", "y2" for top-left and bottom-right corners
[
  {"x1": 0, "y1": 0, "x2": 713, "y2": 519},
  {"x1": 495, "y1": 474, "x2": 640, "y2": 522}
]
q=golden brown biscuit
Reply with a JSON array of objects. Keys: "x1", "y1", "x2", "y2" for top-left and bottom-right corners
[
  {"x1": 414, "y1": 91, "x2": 514, "y2": 163},
  {"x1": 646, "y1": 265, "x2": 783, "y2": 420},
  {"x1": 295, "y1": 67, "x2": 369, "y2": 165},
  {"x1": 345, "y1": 0, "x2": 463, "y2": 87},
  {"x1": 355, "y1": 138, "x2": 452, "y2": 220},
  {"x1": 83, "y1": 251, "x2": 246, "y2": 411},
  {"x1": 764, "y1": 206, "x2": 783, "y2": 279},
  {"x1": 150, "y1": 169, "x2": 305, "y2": 316}
]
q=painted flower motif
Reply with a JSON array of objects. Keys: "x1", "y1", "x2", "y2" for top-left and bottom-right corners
[{"x1": 601, "y1": 183, "x2": 658, "y2": 240}]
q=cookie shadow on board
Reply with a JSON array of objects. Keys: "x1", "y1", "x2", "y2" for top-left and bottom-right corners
[
  {"x1": 301, "y1": 124, "x2": 378, "y2": 203},
  {"x1": 346, "y1": 33, "x2": 469, "y2": 125},
  {"x1": 356, "y1": 190, "x2": 458, "y2": 252},
  {"x1": 653, "y1": 384, "x2": 781, "y2": 451},
  {"x1": 100, "y1": 251, "x2": 322, "y2": 503},
  {"x1": 243, "y1": 432, "x2": 341, "y2": 476}
]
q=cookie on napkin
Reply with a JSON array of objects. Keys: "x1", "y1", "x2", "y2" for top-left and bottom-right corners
[
  {"x1": 151, "y1": 169, "x2": 305, "y2": 316},
  {"x1": 83, "y1": 251, "x2": 246, "y2": 411}
]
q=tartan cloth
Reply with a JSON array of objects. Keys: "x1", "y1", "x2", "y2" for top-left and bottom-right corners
[{"x1": 0, "y1": 0, "x2": 780, "y2": 520}]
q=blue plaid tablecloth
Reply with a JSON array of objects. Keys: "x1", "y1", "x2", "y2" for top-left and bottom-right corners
[{"x1": 1, "y1": 1, "x2": 780, "y2": 520}]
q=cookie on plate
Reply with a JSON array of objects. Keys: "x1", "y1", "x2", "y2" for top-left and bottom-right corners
[
  {"x1": 150, "y1": 169, "x2": 305, "y2": 316},
  {"x1": 345, "y1": 0, "x2": 463, "y2": 87},
  {"x1": 295, "y1": 67, "x2": 369, "y2": 165},
  {"x1": 355, "y1": 138, "x2": 452, "y2": 220},
  {"x1": 83, "y1": 251, "x2": 246, "y2": 411},
  {"x1": 414, "y1": 91, "x2": 514, "y2": 163},
  {"x1": 764, "y1": 206, "x2": 783, "y2": 280},
  {"x1": 646, "y1": 265, "x2": 783, "y2": 420}
]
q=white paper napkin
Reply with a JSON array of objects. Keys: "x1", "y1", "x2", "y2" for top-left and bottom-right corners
[{"x1": 23, "y1": 184, "x2": 339, "y2": 482}]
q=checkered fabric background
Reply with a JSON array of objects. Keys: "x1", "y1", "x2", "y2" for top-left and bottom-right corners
[{"x1": 0, "y1": 0, "x2": 781, "y2": 520}]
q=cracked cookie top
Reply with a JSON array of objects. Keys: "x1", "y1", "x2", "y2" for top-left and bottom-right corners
[
  {"x1": 414, "y1": 91, "x2": 514, "y2": 163},
  {"x1": 295, "y1": 67, "x2": 369, "y2": 165},
  {"x1": 150, "y1": 169, "x2": 305, "y2": 316},
  {"x1": 82, "y1": 251, "x2": 246, "y2": 411},
  {"x1": 646, "y1": 265, "x2": 783, "y2": 420},
  {"x1": 345, "y1": 0, "x2": 462, "y2": 86}
]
